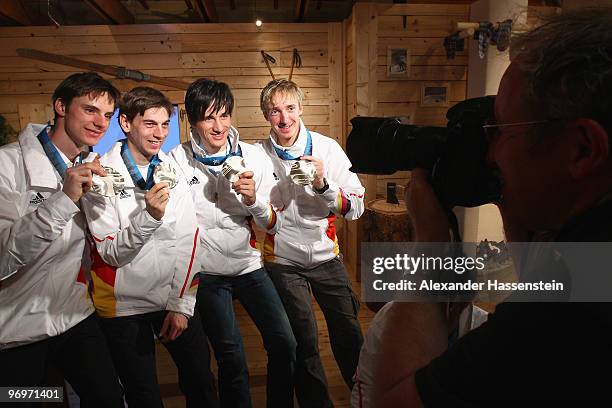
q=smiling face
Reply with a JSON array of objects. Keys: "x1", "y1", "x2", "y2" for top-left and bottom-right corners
[
  {"x1": 120, "y1": 107, "x2": 170, "y2": 165},
  {"x1": 56, "y1": 92, "x2": 116, "y2": 149},
  {"x1": 264, "y1": 92, "x2": 303, "y2": 147},
  {"x1": 193, "y1": 103, "x2": 232, "y2": 155}
]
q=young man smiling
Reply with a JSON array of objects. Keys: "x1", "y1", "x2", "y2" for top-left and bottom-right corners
[
  {"x1": 258, "y1": 79, "x2": 365, "y2": 408},
  {"x1": 82, "y1": 86, "x2": 218, "y2": 408},
  {"x1": 0, "y1": 72, "x2": 123, "y2": 406},
  {"x1": 170, "y1": 78, "x2": 296, "y2": 408}
]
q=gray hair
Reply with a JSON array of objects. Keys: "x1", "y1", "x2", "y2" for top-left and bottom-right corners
[{"x1": 511, "y1": 7, "x2": 612, "y2": 135}]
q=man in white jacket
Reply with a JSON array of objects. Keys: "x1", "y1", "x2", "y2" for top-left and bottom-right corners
[
  {"x1": 81, "y1": 87, "x2": 218, "y2": 408},
  {"x1": 170, "y1": 78, "x2": 296, "y2": 408},
  {"x1": 0, "y1": 72, "x2": 123, "y2": 406},
  {"x1": 258, "y1": 79, "x2": 365, "y2": 408}
]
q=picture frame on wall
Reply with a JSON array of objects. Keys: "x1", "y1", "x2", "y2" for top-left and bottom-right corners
[
  {"x1": 386, "y1": 47, "x2": 410, "y2": 77},
  {"x1": 420, "y1": 83, "x2": 450, "y2": 107}
]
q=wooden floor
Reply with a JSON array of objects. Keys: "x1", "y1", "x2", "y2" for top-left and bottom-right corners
[{"x1": 156, "y1": 272, "x2": 375, "y2": 408}]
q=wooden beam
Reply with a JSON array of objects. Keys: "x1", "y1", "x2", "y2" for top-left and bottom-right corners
[
  {"x1": 201, "y1": 0, "x2": 218, "y2": 22},
  {"x1": 137, "y1": 0, "x2": 150, "y2": 10},
  {"x1": 0, "y1": 0, "x2": 32, "y2": 25},
  {"x1": 295, "y1": 0, "x2": 309, "y2": 22},
  {"x1": 188, "y1": 0, "x2": 218, "y2": 23},
  {"x1": 83, "y1": 0, "x2": 134, "y2": 24},
  {"x1": 186, "y1": 0, "x2": 205, "y2": 22}
]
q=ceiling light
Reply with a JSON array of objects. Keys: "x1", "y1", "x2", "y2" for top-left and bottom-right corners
[{"x1": 255, "y1": 19, "x2": 263, "y2": 27}]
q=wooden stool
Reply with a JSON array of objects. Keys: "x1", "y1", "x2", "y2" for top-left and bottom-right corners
[{"x1": 359, "y1": 199, "x2": 413, "y2": 311}]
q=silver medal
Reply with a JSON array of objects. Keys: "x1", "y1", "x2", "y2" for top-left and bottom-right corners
[
  {"x1": 91, "y1": 166, "x2": 125, "y2": 197},
  {"x1": 153, "y1": 162, "x2": 178, "y2": 189},
  {"x1": 289, "y1": 160, "x2": 316, "y2": 186},
  {"x1": 221, "y1": 156, "x2": 249, "y2": 183}
]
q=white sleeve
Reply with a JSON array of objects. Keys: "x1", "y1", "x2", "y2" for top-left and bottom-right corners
[
  {"x1": 314, "y1": 140, "x2": 365, "y2": 221},
  {"x1": 165, "y1": 175, "x2": 200, "y2": 317},
  {"x1": 0, "y1": 177, "x2": 79, "y2": 281},
  {"x1": 244, "y1": 150, "x2": 282, "y2": 234},
  {"x1": 81, "y1": 192, "x2": 162, "y2": 268}
]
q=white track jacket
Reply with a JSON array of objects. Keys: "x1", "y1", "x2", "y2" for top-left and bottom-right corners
[
  {"x1": 0, "y1": 124, "x2": 95, "y2": 349},
  {"x1": 169, "y1": 128, "x2": 280, "y2": 276},
  {"x1": 81, "y1": 141, "x2": 200, "y2": 318},
  {"x1": 259, "y1": 121, "x2": 365, "y2": 269}
]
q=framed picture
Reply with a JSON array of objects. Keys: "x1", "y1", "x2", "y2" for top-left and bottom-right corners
[
  {"x1": 420, "y1": 83, "x2": 450, "y2": 107},
  {"x1": 386, "y1": 47, "x2": 410, "y2": 77}
]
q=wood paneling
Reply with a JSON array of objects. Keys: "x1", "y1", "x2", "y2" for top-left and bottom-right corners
[
  {"x1": 377, "y1": 4, "x2": 470, "y2": 16},
  {"x1": 341, "y1": 3, "x2": 473, "y2": 280},
  {"x1": 0, "y1": 22, "x2": 332, "y2": 147},
  {"x1": 364, "y1": 3, "x2": 470, "y2": 203}
]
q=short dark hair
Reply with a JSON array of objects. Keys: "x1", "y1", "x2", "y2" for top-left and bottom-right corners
[
  {"x1": 185, "y1": 78, "x2": 234, "y2": 125},
  {"x1": 118, "y1": 87, "x2": 174, "y2": 123},
  {"x1": 52, "y1": 72, "x2": 120, "y2": 121}
]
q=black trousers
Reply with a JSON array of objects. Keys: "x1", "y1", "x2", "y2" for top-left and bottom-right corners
[
  {"x1": 100, "y1": 309, "x2": 219, "y2": 408},
  {"x1": 0, "y1": 313, "x2": 123, "y2": 408},
  {"x1": 266, "y1": 258, "x2": 364, "y2": 408}
]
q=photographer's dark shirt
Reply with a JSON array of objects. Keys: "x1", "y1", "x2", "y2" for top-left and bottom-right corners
[{"x1": 415, "y1": 199, "x2": 612, "y2": 407}]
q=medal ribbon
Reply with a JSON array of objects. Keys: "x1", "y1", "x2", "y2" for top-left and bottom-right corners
[
  {"x1": 273, "y1": 128, "x2": 312, "y2": 161},
  {"x1": 120, "y1": 139, "x2": 161, "y2": 190},
  {"x1": 192, "y1": 137, "x2": 243, "y2": 167},
  {"x1": 37, "y1": 127, "x2": 73, "y2": 179}
]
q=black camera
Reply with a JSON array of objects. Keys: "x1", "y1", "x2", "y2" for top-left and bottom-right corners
[{"x1": 346, "y1": 96, "x2": 500, "y2": 207}]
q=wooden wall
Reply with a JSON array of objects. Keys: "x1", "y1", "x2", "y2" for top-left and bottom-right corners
[
  {"x1": 345, "y1": 3, "x2": 470, "y2": 201},
  {"x1": 0, "y1": 22, "x2": 343, "y2": 146},
  {"x1": 342, "y1": 3, "x2": 470, "y2": 277}
]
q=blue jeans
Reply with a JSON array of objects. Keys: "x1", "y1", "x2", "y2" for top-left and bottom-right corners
[{"x1": 197, "y1": 268, "x2": 297, "y2": 408}]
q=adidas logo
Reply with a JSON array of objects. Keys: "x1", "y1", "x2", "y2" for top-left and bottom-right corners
[
  {"x1": 29, "y1": 192, "x2": 46, "y2": 205},
  {"x1": 189, "y1": 176, "x2": 200, "y2": 185},
  {"x1": 118, "y1": 189, "x2": 131, "y2": 199}
]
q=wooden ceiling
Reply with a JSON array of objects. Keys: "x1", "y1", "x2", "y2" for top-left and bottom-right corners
[{"x1": 0, "y1": 0, "x2": 561, "y2": 26}]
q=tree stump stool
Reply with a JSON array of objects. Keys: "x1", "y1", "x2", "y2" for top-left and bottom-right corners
[
  {"x1": 361, "y1": 199, "x2": 413, "y2": 244},
  {"x1": 359, "y1": 199, "x2": 413, "y2": 312}
]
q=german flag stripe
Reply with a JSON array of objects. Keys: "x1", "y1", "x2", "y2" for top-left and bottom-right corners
[{"x1": 179, "y1": 228, "x2": 199, "y2": 298}]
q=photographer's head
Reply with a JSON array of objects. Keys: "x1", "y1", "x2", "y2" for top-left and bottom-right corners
[
  {"x1": 489, "y1": 7, "x2": 612, "y2": 232},
  {"x1": 260, "y1": 79, "x2": 304, "y2": 147}
]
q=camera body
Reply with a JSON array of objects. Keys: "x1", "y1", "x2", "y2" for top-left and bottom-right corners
[{"x1": 346, "y1": 96, "x2": 500, "y2": 207}]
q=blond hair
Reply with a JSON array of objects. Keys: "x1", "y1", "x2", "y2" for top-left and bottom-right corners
[{"x1": 260, "y1": 79, "x2": 305, "y2": 117}]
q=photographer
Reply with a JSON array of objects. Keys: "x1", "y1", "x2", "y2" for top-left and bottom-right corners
[{"x1": 357, "y1": 8, "x2": 612, "y2": 407}]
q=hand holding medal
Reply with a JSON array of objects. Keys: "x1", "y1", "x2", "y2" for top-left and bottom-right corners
[
  {"x1": 222, "y1": 156, "x2": 256, "y2": 206},
  {"x1": 145, "y1": 162, "x2": 179, "y2": 220},
  {"x1": 153, "y1": 162, "x2": 178, "y2": 190},
  {"x1": 289, "y1": 160, "x2": 316, "y2": 186},
  {"x1": 221, "y1": 156, "x2": 249, "y2": 183},
  {"x1": 91, "y1": 166, "x2": 125, "y2": 197}
]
